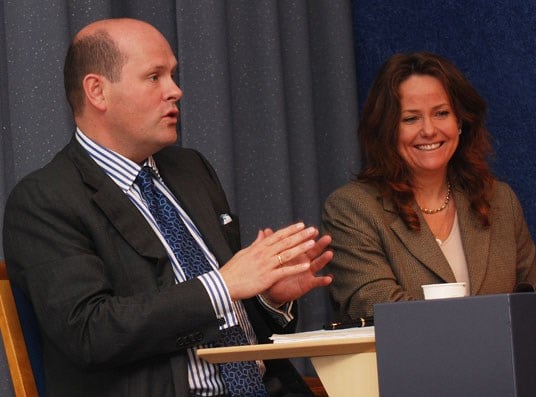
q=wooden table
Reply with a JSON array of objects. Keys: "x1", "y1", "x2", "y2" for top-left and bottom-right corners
[{"x1": 197, "y1": 334, "x2": 378, "y2": 397}]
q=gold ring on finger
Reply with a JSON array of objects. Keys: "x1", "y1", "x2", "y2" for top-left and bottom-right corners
[{"x1": 277, "y1": 254, "x2": 283, "y2": 266}]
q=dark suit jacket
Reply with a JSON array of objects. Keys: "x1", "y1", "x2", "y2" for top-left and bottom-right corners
[
  {"x1": 322, "y1": 180, "x2": 536, "y2": 318},
  {"x1": 3, "y1": 139, "x2": 311, "y2": 397}
]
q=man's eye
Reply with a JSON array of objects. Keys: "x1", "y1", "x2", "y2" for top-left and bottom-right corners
[{"x1": 149, "y1": 75, "x2": 159, "y2": 82}]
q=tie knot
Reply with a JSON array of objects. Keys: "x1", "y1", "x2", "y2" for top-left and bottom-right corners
[{"x1": 135, "y1": 166, "x2": 155, "y2": 196}]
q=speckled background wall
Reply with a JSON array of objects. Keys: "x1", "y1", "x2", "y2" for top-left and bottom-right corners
[{"x1": 352, "y1": 0, "x2": 536, "y2": 238}]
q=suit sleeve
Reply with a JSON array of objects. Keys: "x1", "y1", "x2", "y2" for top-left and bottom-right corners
[
  {"x1": 192, "y1": 150, "x2": 299, "y2": 334},
  {"x1": 322, "y1": 184, "x2": 415, "y2": 319},
  {"x1": 506, "y1": 186, "x2": 536, "y2": 286},
  {"x1": 3, "y1": 171, "x2": 222, "y2": 370}
]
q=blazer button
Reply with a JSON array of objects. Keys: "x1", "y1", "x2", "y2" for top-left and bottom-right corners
[{"x1": 193, "y1": 331, "x2": 203, "y2": 343}]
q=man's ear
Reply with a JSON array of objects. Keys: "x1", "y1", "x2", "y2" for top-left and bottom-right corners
[{"x1": 82, "y1": 73, "x2": 107, "y2": 111}]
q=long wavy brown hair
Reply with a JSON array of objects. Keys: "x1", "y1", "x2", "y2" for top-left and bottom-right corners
[{"x1": 357, "y1": 52, "x2": 494, "y2": 231}]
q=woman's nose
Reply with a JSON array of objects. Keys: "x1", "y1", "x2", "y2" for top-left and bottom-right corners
[{"x1": 421, "y1": 116, "x2": 436, "y2": 136}]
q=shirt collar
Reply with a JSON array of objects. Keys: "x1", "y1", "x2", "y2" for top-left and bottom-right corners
[{"x1": 75, "y1": 128, "x2": 160, "y2": 191}]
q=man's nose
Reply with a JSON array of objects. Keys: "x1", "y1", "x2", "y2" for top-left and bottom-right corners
[{"x1": 167, "y1": 79, "x2": 183, "y2": 102}]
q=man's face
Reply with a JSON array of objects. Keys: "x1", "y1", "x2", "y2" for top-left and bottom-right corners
[{"x1": 104, "y1": 24, "x2": 182, "y2": 163}]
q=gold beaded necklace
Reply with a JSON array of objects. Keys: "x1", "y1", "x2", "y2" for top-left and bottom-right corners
[{"x1": 419, "y1": 182, "x2": 451, "y2": 215}]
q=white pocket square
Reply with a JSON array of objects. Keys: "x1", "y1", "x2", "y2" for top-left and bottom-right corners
[{"x1": 219, "y1": 213, "x2": 233, "y2": 225}]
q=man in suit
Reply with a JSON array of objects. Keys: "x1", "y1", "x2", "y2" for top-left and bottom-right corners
[{"x1": 2, "y1": 18, "x2": 333, "y2": 397}]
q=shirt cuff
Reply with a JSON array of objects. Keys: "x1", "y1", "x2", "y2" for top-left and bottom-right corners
[
  {"x1": 198, "y1": 270, "x2": 238, "y2": 329},
  {"x1": 257, "y1": 295, "x2": 294, "y2": 326}
]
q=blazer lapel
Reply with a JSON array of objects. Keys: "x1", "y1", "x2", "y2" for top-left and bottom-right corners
[
  {"x1": 386, "y1": 198, "x2": 456, "y2": 282},
  {"x1": 453, "y1": 188, "x2": 490, "y2": 294},
  {"x1": 156, "y1": 157, "x2": 234, "y2": 265},
  {"x1": 67, "y1": 140, "x2": 168, "y2": 261}
]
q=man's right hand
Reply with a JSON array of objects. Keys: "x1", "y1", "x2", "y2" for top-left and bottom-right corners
[{"x1": 219, "y1": 222, "x2": 330, "y2": 301}]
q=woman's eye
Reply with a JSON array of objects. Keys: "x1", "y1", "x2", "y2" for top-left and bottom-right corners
[
  {"x1": 402, "y1": 116, "x2": 418, "y2": 124},
  {"x1": 436, "y1": 110, "x2": 449, "y2": 118}
]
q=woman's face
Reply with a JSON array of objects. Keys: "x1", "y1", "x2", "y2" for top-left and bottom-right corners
[{"x1": 397, "y1": 74, "x2": 459, "y2": 180}]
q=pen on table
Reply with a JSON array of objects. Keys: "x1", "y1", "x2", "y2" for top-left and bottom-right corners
[{"x1": 323, "y1": 316, "x2": 374, "y2": 330}]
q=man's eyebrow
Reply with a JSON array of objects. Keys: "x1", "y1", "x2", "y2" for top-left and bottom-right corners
[{"x1": 146, "y1": 61, "x2": 177, "y2": 71}]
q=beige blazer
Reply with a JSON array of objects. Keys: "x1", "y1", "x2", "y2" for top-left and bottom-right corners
[{"x1": 322, "y1": 180, "x2": 536, "y2": 318}]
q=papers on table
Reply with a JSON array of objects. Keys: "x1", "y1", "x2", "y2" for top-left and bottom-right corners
[{"x1": 270, "y1": 326, "x2": 375, "y2": 344}]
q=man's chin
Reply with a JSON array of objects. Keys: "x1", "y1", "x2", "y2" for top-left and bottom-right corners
[
  {"x1": 163, "y1": 128, "x2": 178, "y2": 142},
  {"x1": 157, "y1": 133, "x2": 179, "y2": 150}
]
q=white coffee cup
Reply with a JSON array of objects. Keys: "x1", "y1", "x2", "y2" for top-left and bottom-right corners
[{"x1": 421, "y1": 282, "x2": 467, "y2": 300}]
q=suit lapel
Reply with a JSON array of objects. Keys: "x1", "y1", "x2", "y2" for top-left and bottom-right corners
[
  {"x1": 453, "y1": 188, "x2": 490, "y2": 294},
  {"x1": 387, "y1": 187, "x2": 491, "y2": 291},
  {"x1": 67, "y1": 140, "x2": 168, "y2": 261},
  {"x1": 155, "y1": 154, "x2": 234, "y2": 266},
  {"x1": 386, "y1": 198, "x2": 456, "y2": 282}
]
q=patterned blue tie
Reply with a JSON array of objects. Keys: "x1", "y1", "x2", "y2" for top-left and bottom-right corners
[{"x1": 135, "y1": 166, "x2": 268, "y2": 397}]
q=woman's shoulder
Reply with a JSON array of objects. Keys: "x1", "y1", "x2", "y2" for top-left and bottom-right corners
[
  {"x1": 493, "y1": 179, "x2": 515, "y2": 192},
  {"x1": 491, "y1": 180, "x2": 519, "y2": 202},
  {"x1": 488, "y1": 180, "x2": 527, "y2": 215},
  {"x1": 327, "y1": 180, "x2": 378, "y2": 198},
  {"x1": 324, "y1": 180, "x2": 383, "y2": 210}
]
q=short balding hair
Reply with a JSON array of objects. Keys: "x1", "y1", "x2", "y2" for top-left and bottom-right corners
[{"x1": 63, "y1": 30, "x2": 126, "y2": 115}]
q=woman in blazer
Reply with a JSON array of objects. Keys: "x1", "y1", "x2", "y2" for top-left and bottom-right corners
[{"x1": 322, "y1": 52, "x2": 536, "y2": 319}]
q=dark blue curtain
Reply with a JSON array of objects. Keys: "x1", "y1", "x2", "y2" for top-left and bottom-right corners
[{"x1": 352, "y1": 0, "x2": 536, "y2": 238}]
